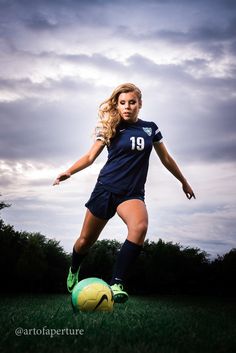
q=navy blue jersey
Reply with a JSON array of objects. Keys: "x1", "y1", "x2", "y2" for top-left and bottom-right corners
[{"x1": 96, "y1": 119, "x2": 163, "y2": 196}]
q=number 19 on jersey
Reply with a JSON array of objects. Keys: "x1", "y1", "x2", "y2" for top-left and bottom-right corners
[{"x1": 130, "y1": 137, "x2": 145, "y2": 151}]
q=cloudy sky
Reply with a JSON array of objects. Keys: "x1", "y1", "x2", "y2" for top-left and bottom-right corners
[{"x1": 0, "y1": 0, "x2": 235, "y2": 258}]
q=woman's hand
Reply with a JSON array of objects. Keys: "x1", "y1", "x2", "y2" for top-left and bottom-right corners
[
  {"x1": 53, "y1": 141, "x2": 105, "y2": 186},
  {"x1": 53, "y1": 171, "x2": 71, "y2": 186},
  {"x1": 182, "y1": 181, "x2": 196, "y2": 200}
]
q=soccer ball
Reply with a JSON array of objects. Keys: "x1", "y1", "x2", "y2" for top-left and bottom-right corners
[{"x1": 71, "y1": 277, "x2": 114, "y2": 312}]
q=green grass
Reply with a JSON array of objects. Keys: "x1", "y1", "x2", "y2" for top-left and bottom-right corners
[{"x1": 0, "y1": 294, "x2": 235, "y2": 353}]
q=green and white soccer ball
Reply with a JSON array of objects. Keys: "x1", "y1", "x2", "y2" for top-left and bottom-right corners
[{"x1": 71, "y1": 277, "x2": 114, "y2": 312}]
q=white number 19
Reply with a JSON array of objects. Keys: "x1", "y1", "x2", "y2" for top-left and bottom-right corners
[{"x1": 130, "y1": 136, "x2": 145, "y2": 151}]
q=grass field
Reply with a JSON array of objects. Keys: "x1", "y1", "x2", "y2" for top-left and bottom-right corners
[{"x1": 0, "y1": 294, "x2": 235, "y2": 353}]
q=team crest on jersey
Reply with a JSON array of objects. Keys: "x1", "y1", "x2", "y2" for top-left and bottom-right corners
[{"x1": 142, "y1": 127, "x2": 152, "y2": 136}]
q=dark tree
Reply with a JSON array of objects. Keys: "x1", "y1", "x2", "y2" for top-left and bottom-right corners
[{"x1": 1, "y1": 195, "x2": 235, "y2": 295}]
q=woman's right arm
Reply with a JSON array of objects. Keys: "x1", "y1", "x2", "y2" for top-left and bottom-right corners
[{"x1": 53, "y1": 140, "x2": 105, "y2": 185}]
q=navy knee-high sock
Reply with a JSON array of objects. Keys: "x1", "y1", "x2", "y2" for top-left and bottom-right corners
[
  {"x1": 110, "y1": 239, "x2": 142, "y2": 285},
  {"x1": 71, "y1": 247, "x2": 88, "y2": 273}
]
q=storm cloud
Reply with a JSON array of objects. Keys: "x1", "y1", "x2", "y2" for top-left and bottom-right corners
[{"x1": 0, "y1": 0, "x2": 235, "y2": 256}]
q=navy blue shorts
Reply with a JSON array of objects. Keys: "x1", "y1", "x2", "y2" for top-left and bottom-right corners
[{"x1": 85, "y1": 182, "x2": 145, "y2": 220}]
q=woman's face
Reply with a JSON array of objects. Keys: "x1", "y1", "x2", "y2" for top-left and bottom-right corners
[{"x1": 117, "y1": 91, "x2": 142, "y2": 122}]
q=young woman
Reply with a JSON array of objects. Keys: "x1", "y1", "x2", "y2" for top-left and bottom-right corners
[{"x1": 53, "y1": 83, "x2": 195, "y2": 303}]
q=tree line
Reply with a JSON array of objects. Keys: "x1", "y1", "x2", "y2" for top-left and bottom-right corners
[{"x1": 0, "y1": 199, "x2": 235, "y2": 295}]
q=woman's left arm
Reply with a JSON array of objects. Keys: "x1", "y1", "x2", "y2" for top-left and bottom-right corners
[{"x1": 154, "y1": 142, "x2": 196, "y2": 200}]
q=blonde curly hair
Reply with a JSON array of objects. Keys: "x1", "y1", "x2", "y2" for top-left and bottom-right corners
[{"x1": 97, "y1": 83, "x2": 142, "y2": 145}]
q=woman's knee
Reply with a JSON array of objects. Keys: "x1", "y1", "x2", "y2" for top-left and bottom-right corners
[
  {"x1": 129, "y1": 220, "x2": 148, "y2": 238},
  {"x1": 74, "y1": 210, "x2": 107, "y2": 253},
  {"x1": 74, "y1": 235, "x2": 94, "y2": 253}
]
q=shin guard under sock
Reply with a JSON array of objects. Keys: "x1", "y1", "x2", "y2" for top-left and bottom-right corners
[
  {"x1": 110, "y1": 239, "x2": 142, "y2": 285},
  {"x1": 71, "y1": 246, "x2": 88, "y2": 273}
]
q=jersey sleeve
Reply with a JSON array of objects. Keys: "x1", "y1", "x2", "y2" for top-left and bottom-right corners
[{"x1": 152, "y1": 122, "x2": 163, "y2": 144}]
